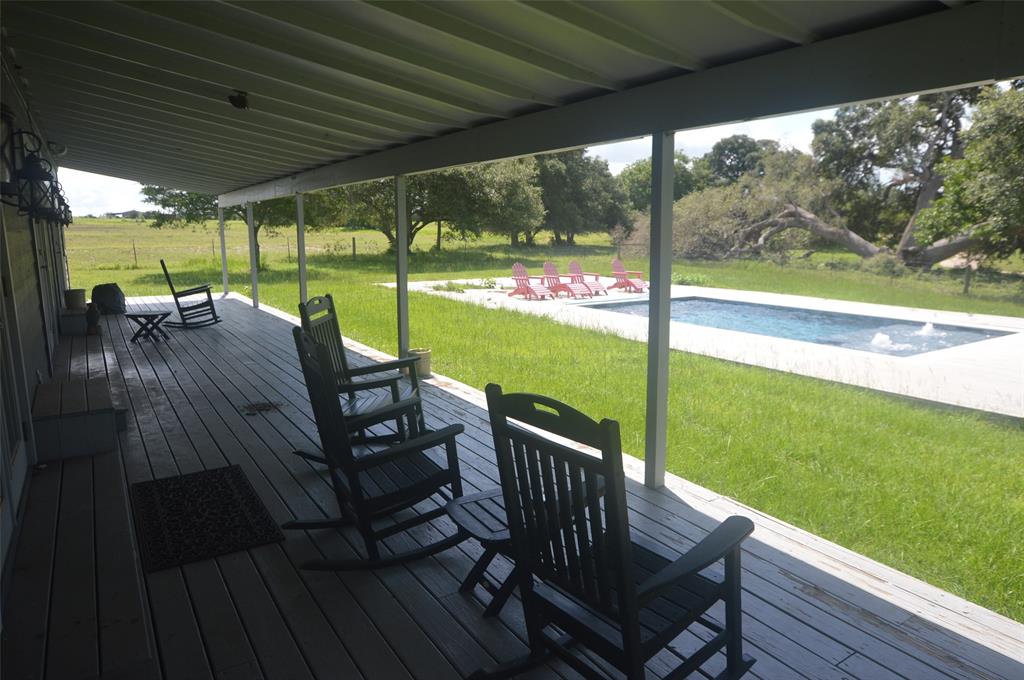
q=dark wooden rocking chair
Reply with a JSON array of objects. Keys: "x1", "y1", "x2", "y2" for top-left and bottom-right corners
[
  {"x1": 473, "y1": 384, "x2": 756, "y2": 679},
  {"x1": 160, "y1": 259, "x2": 220, "y2": 328},
  {"x1": 283, "y1": 327, "x2": 467, "y2": 570},
  {"x1": 297, "y1": 294, "x2": 425, "y2": 454}
]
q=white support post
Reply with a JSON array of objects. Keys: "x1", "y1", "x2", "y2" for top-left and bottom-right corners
[
  {"x1": 217, "y1": 206, "x2": 228, "y2": 295},
  {"x1": 296, "y1": 193, "x2": 307, "y2": 305},
  {"x1": 245, "y1": 202, "x2": 259, "y2": 308},
  {"x1": 645, "y1": 131, "x2": 674, "y2": 489},
  {"x1": 395, "y1": 176, "x2": 410, "y2": 358}
]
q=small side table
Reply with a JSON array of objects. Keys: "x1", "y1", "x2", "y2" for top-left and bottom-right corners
[
  {"x1": 445, "y1": 488, "x2": 517, "y2": 617},
  {"x1": 126, "y1": 311, "x2": 171, "y2": 343}
]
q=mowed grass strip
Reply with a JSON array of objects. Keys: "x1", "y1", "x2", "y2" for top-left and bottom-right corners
[{"x1": 67, "y1": 218, "x2": 1024, "y2": 620}]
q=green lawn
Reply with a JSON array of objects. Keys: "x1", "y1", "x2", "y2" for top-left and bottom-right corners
[{"x1": 67, "y1": 218, "x2": 1024, "y2": 621}]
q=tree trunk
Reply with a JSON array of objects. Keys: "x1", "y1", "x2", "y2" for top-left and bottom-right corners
[
  {"x1": 962, "y1": 263, "x2": 974, "y2": 295},
  {"x1": 897, "y1": 93, "x2": 962, "y2": 254},
  {"x1": 770, "y1": 205, "x2": 882, "y2": 258},
  {"x1": 552, "y1": 231, "x2": 563, "y2": 245},
  {"x1": 566, "y1": 232, "x2": 575, "y2": 245},
  {"x1": 252, "y1": 225, "x2": 263, "y2": 271},
  {"x1": 436, "y1": 222, "x2": 442, "y2": 251},
  {"x1": 510, "y1": 232, "x2": 520, "y2": 247},
  {"x1": 902, "y1": 234, "x2": 981, "y2": 268}
]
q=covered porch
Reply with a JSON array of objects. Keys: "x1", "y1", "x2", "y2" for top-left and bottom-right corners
[{"x1": 3, "y1": 296, "x2": 1021, "y2": 679}]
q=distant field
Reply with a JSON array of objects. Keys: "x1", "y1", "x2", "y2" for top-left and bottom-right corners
[{"x1": 65, "y1": 217, "x2": 1024, "y2": 621}]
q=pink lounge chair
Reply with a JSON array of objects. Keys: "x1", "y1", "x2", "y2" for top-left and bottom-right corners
[
  {"x1": 568, "y1": 261, "x2": 608, "y2": 296},
  {"x1": 508, "y1": 263, "x2": 555, "y2": 300},
  {"x1": 610, "y1": 258, "x2": 647, "y2": 293},
  {"x1": 542, "y1": 262, "x2": 592, "y2": 299}
]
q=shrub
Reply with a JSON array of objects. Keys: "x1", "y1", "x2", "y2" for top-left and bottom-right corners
[
  {"x1": 672, "y1": 272, "x2": 711, "y2": 286},
  {"x1": 858, "y1": 253, "x2": 907, "y2": 278}
]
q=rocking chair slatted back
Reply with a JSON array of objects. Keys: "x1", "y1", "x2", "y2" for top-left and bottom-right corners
[
  {"x1": 486, "y1": 386, "x2": 634, "y2": 618},
  {"x1": 299, "y1": 294, "x2": 351, "y2": 384},
  {"x1": 292, "y1": 326, "x2": 354, "y2": 472}
]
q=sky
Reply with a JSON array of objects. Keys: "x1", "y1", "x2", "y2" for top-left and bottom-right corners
[{"x1": 59, "y1": 107, "x2": 837, "y2": 216}]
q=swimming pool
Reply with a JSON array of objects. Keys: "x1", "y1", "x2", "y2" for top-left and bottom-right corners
[{"x1": 587, "y1": 297, "x2": 1010, "y2": 356}]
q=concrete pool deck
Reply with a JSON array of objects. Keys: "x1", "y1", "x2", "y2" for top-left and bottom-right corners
[{"x1": 406, "y1": 278, "x2": 1024, "y2": 418}]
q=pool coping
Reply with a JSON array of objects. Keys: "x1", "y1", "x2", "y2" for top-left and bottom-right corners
[{"x1": 401, "y1": 277, "x2": 1024, "y2": 418}]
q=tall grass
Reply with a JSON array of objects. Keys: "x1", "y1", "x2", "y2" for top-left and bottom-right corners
[{"x1": 66, "y1": 218, "x2": 1024, "y2": 620}]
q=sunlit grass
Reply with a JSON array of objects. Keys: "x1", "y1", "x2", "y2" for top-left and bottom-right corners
[{"x1": 66, "y1": 218, "x2": 1024, "y2": 620}]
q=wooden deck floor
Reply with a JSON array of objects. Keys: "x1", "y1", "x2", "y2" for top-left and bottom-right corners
[{"x1": 3, "y1": 295, "x2": 1021, "y2": 680}]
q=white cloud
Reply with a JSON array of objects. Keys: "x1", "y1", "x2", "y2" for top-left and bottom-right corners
[
  {"x1": 58, "y1": 167, "x2": 149, "y2": 216},
  {"x1": 588, "y1": 107, "x2": 837, "y2": 174}
]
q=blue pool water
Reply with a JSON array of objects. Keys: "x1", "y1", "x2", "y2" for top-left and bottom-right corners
[{"x1": 588, "y1": 297, "x2": 1010, "y2": 356}]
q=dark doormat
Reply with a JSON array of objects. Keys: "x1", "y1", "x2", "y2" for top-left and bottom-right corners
[{"x1": 131, "y1": 464, "x2": 284, "y2": 572}]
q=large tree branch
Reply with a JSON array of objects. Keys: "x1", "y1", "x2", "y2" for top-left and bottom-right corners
[{"x1": 902, "y1": 233, "x2": 982, "y2": 267}]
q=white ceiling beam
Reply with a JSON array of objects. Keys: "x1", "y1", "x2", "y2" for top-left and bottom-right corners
[
  {"x1": 365, "y1": 0, "x2": 619, "y2": 90},
  {"x1": 29, "y1": 89, "x2": 355, "y2": 159},
  {"x1": 220, "y1": 1, "x2": 1024, "y2": 206},
  {"x1": 4, "y1": 2, "x2": 470, "y2": 130},
  {"x1": 63, "y1": 149, "x2": 243, "y2": 187},
  {"x1": 121, "y1": 0, "x2": 518, "y2": 117},
  {"x1": 47, "y1": 126, "x2": 288, "y2": 179},
  {"x1": 23, "y1": 59, "x2": 380, "y2": 154},
  {"x1": 708, "y1": 1, "x2": 817, "y2": 45},
  {"x1": 517, "y1": 1, "x2": 706, "y2": 70},
  {"x1": 14, "y1": 46, "x2": 409, "y2": 147},
  {"x1": 6, "y1": 35, "x2": 436, "y2": 140},
  {"x1": 226, "y1": 0, "x2": 563, "y2": 105},
  {"x1": 40, "y1": 112, "x2": 303, "y2": 171},
  {"x1": 37, "y1": 106, "x2": 323, "y2": 169},
  {"x1": 60, "y1": 160, "x2": 221, "y2": 194}
]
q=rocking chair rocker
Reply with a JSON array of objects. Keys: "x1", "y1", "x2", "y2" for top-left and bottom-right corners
[{"x1": 283, "y1": 327, "x2": 467, "y2": 570}]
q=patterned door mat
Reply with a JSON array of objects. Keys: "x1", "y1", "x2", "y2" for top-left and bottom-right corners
[{"x1": 131, "y1": 465, "x2": 284, "y2": 572}]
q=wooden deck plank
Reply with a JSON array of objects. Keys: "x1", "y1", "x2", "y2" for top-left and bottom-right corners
[
  {"x1": 44, "y1": 456, "x2": 98, "y2": 680},
  {"x1": 7, "y1": 296, "x2": 1022, "y2": 680},
  {"x1": 1, "y1": 464, "x2": 62, "y2": 680}
]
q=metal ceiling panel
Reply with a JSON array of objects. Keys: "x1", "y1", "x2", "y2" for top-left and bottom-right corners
[{"x1": 1, "y1": 0, "x2": 1000, "y2": 199}]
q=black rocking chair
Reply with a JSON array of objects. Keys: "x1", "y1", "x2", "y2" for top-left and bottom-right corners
[
  {"x1": 283, "y1": 327, "x2": 467, "y2": 570},
  {"x1": 473, "y1": 384, "x2": 756, "y2": 679},
  {"x1": 160, "y1": 259, "x2": 220, "y2": 328},
  {"x1": 298, "y1": 294, "x2": 425, "y2": 452}
]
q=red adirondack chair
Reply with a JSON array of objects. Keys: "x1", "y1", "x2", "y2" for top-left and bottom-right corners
[
  {"x1": 610, "y1": 258, "x2": 648, "y2": 293},
  {"x1": 568, "y1": 261, "x2": 608, "y2": 296},
  {"x1": 542, "y1": 262, "x2": 592, "y2": 298},
  {"x1": 508, "y1": 263, "x2": 555, "y2": 300}
]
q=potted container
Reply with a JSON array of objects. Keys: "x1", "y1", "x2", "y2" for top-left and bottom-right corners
[
  {"x1": 64, "y1": 288, "x2": 86, "y2": 310},
  {"x1": 408, "y1": 348, "x2": 432, "y2": 378}
]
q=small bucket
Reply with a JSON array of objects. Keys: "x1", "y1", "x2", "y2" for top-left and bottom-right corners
[
  {"x1": 64, "y1": 288, "x2": 86, "y2": 310},
  {"x1": 407, "y1": 348, "x2": 432, "y2": 378}
]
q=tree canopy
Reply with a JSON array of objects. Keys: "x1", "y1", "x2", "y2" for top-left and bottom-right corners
[
  {"x1": 536, "y1": 150, "x2": 627, "y2": 244},
  {"x1": 616, "y1": 151, "x2": 695, "y2": 211}
]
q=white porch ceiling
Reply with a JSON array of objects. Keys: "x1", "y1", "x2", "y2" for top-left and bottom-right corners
[{"x1": 2, "y1": 1, "x2": 1021, "y2": 201}]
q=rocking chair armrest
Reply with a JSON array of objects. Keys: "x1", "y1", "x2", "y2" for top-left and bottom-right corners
[
  {"x1": 354, "y1": 424, "x2": 464, "y2": 470},
  {"x1": 637, "y1": 516, "x2": 754, "y2": 606},
  {"x1": 337, "y1": 375, "x2": 402, "y2": 393},
  {"x1": 581, "y1": 271, "x2": 602, "y2": 279},
  {"x1": 346, "y1": 395, "x2": 421, "y2": 429},
  {"x1": 623, "y1": 270, "x2": 644, "y2": 277},
  {"x1": 175, "y1": 284, "x2": 213, "y2": 296},
  {"x1": 346, "y1": 356, "x2": 420, "y2": 377}
]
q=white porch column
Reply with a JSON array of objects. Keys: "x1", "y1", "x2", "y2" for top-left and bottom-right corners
[
  {"x1": 217, "y1": 206, "x2": 228, "y2": 295},
  {"x1": 245, "y1": 202, "x2": 259, "y2": 308},
  {"x1": 645, "y1": 131, "x2": 674, "y2": 488},
  {"x1": 296, "y1": 193, "x2": 307, "y2": 305},
  {"x1": 395, "y1": 176, "x2": 410, "y2": 358}
]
